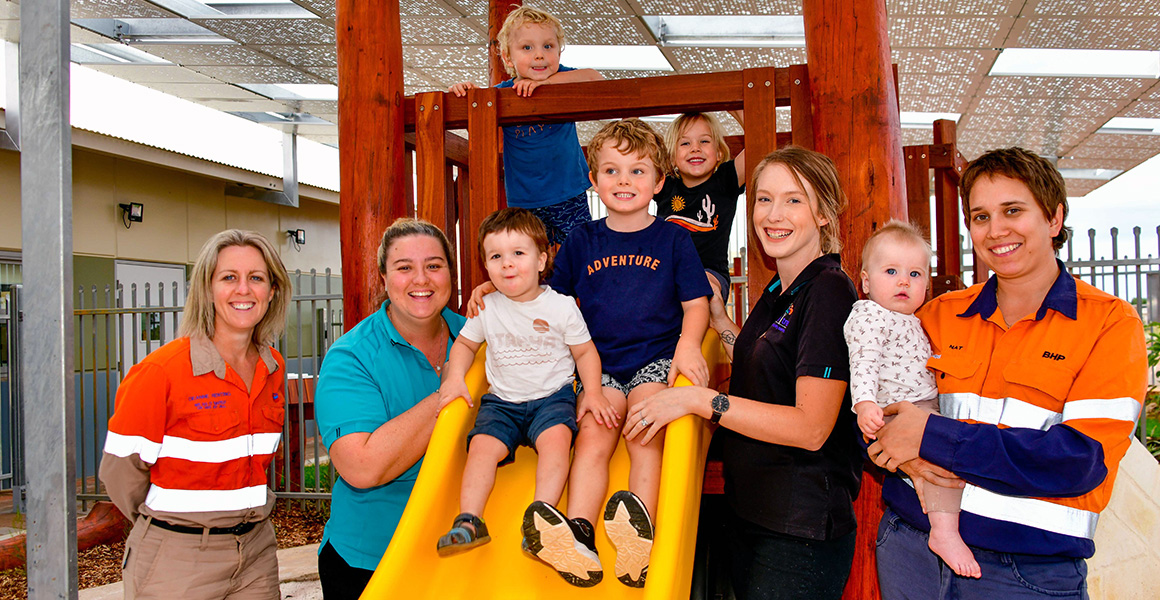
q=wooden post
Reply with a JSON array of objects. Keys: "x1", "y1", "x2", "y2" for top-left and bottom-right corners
[
  {"x1": 488, "y1": 0, "x2": 520, "y2": 86},
  {"x1": 904, "y1": 147, "x2": 932, "y2": 243},
  {"x1": 803, "y1": 0, "x2": 907, "y2": 282},
  {"x1": 803, "y1": 2, "x2": 904, "y2": 598},
  {"x1": 464, "y1": 87, "x2": 501, "y2": 307},
  {"x1": 742, "y1": 66, "x2": 780, "y2": 310},
  {"x1": 337, "y1": 0, "x2": 407, "y2": 329},
  {"x1": 416, "y1": 91, "x2": 447, "y2": 230},
  {"x1": 788, "y1": 63, "x2": 814, "y2": 150},
  {"x1": 933, "y1": 119, "x2": 963, "y2": 290}
]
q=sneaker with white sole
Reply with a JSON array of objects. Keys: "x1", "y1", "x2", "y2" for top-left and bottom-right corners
[
  {"x1": 603, "y1": 490, "x2": 653, "y2": 587},
  {"x1": 522, "y1": 501, "x2": 603, "y2": 587}
]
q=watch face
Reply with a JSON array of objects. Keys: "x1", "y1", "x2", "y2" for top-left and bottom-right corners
[{"x1": 712, "y1": 394, "x2": 729, "y2": 413}]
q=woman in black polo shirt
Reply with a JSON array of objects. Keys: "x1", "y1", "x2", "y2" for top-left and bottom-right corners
[{"x1": 625, "y1": 147, "x2": 860, "y2": 600}]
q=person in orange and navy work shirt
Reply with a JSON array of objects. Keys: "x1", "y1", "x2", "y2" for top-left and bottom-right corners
[
  {"x1": 869, "y1": 148, "x2": 1145, "y2": 600},
  {"x1": 101, "y1": 230, "x2": 292, "y2": 600}
]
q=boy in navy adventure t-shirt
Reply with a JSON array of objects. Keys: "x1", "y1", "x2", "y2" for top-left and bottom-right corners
[
  {"x1": 449, "y1": 6, "x2": 602, "y2": 245},
  {"x1": 471, "y1": 118, "x2": 711, "y2": 588}
]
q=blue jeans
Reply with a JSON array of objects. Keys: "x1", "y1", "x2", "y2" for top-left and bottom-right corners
[
  {"x1": 877, "y1": 508, "x2": 1088, "y2": 599},
  {"x1": 726, "y1": 512, "x2": 856, "y2": 600}
]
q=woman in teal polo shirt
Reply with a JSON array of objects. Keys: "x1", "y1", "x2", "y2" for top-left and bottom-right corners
[{"x1": 314, "y1": 218, "x2": 466, "y2": 600}]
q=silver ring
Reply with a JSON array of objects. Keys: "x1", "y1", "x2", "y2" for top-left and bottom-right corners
[{"x1": 640, "y1": 419, "x2": 651, "y2": 428}]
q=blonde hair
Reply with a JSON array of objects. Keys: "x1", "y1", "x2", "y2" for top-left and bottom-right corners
[
  {"x1": 751, "y1": 146, "x2": 847, "y2": 254},
  {"x1": 664, "y1": 113, "x2": 731, "y2": 177},
  {"x1": 586, "y1": 118, "x2": 668, "y2": 184},
  {"x1": 180, "y1": 229, "x2": 291, "y2": 347},
  {"x1": 373, "y1": 217, "x2": 456, "y2": 306},
  {"x1": 860, "y1": 220, "x2": 932, "y2": 274},
  {"x1": 496, "y1": 6, "x2": 566, "y2": 78}
]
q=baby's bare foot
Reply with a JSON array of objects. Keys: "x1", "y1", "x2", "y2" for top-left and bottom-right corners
[{"x1": 928, "y1": 525, "x2": 981, "y2": 578}]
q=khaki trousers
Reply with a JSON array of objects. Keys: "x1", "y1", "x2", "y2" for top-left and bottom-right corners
[{"x1": 122, "y1": 516, "x2": 280, "y2": 600}]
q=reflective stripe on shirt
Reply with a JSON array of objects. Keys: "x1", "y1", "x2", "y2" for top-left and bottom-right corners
[
  {"x1": 145, "y1": 483, "x2": 269, "y2": 512},
  {"x1": 103, "y1": 431, "x2": 163, "y2": 464},
  {"x1": 940, "y1": 392, "x2": 1140, "y2": 430},
  {"x1": 962, "y1": 484, "x2": 1099, "y2": 539},
  {"x1": 157, "y1": 432, "x2": 282, "y2": 463}
]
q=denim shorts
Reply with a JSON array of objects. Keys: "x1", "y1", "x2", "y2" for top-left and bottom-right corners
[
  {"x1": 467, "y1": 384, "x2": 578, "y2": 466},
  {"x1": 528, "y1": 192, "x2": 592, "y2": 246},
  {"x1": 577, "y1": 358, "x2": 672, "y2": 397}
]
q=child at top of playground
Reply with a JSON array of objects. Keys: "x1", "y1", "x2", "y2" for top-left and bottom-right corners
[
  {"x1": 842, "y1": 220, "x2": 981, "y2": 579},
  {"x1": 468, "y1": 117, "x2": 712, "y2": 588},
  {"x1": 434, "y1": 207, "x2": 612, "y2": 558},
  {"x1": 656, "y1": 112, "x2": 747, "y2": 303},
  {"x1": 448, "y1": 6, "x2": 603, "y2": 246}
]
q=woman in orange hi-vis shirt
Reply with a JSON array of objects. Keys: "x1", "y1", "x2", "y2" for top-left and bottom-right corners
[
  {"x1": 101, "y1": 230, "x2": 292, "y2": 600},
  {"x1": 869, "y1": 148, "x2": 1146, "y2": 600}
]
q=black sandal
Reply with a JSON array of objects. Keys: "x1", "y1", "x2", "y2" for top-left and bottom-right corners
[{"x1": 436, "y1": 512, "x2": 491, "y2": 557}]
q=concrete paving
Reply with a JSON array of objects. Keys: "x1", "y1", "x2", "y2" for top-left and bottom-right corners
[{"x1": 78, "y1": 543, "x2": 322, "y2": 600}]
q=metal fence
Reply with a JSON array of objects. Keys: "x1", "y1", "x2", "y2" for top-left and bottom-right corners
[
  {"x1": 0, "y1": 285, "x2": 23, "y2": 511},
  {"x1": 2, "y1": 270, "x2": 343, "y2": 510}
]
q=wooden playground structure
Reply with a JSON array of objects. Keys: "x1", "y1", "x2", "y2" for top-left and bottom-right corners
[{"x1": 334, "y1": 1, "x2": 968, "y2": 597}]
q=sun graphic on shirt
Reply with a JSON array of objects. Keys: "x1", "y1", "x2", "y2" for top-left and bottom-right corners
[{"x1": 671, "y1": 195, "x2": 686, "y2": 212}]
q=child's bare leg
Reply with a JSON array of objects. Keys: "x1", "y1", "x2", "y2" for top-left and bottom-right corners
[
  {"x1": 919, "y1": 479, "x2": 980, "y2": 579},
  {"x1": 533, "y1": 424, "x2": 573, "y2": 506},
  {"x1": 623, "y1": 382, "x2": 666, "y2": 517},
  {"x1": 458, "y1": 435, "x2": 509, "y2": 530},
  {"x1": 566, "y1": 386, "x2": 628, "y2": 524}
]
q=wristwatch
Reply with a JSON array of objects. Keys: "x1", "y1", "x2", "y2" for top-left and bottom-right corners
[{"x1": 710, "y1": 393, "x2": 729, "y2": 424}]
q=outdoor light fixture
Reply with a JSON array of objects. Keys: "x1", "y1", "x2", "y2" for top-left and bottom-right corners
[
  {"x1": 118, "y1": 202, "x2": 144, "y2": 229},
  {"x1": 286, "y1": 228, "x2": 306, "y2": 251}
]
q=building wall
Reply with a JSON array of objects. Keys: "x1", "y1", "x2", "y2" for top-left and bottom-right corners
[{"x1": 0, "y1": 147, "x2": 342, "y2": 275}]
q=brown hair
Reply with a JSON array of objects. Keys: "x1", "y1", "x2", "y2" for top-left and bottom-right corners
[
  {"x1": 959, "y1": 147, "x2": 1071, "y2": 251},
  {"x1": 586, "y1": 117, "x2": 668, "y2": 184},
  {"x1": 496, "y1": 5, "x2": 566, "y2": 78},
  {"x1": 860, "y1": 220, "x2": 932, "y2": 275},
  {"x1": 664, "y1": 113, "x2": 731, "y2": 177},
  {"x1": 373, "y1": 218, "x2": 456, "y2": 306},
  {"x1": 477, "y1": 207, "x2": 552, "y2": 279},
  {"x1": 751, "y1": 146, "x2": 847, "y2": 254},
  {"x1": 180, "y1": 229, "x2": 292, "y2": 347}
]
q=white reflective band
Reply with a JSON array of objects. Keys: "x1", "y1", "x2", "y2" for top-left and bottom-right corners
[
  {"x1": 960, "y1": 484, "x2": 1099, "y2": 539},
  {"x1": 940, "y1": 393, "x2": 1061, "y2": 430},
  {"x1": 145, "y1": 484, "x2": 269, "y2": 513},
  {"x1": 103, "y1": 431, "x2": 162, "y2": 464},
  {"x1": 1062, "y1": 398, "x2": 1141, "y2": 424},
  {"x1": 157, "y1": 432, "x2": 282, "y2": 463}
]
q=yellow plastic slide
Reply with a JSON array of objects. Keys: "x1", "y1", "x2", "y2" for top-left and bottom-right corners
[{"x1": 362, "y1": 332, "x2": 727, "y2": 599}]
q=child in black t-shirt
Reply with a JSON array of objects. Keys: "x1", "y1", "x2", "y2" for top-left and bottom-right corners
[{"x1": 656, "y1": 112, "x2": 746, "y2": 303}]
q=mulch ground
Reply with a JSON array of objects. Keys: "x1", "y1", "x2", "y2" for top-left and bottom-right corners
[{"x1": 0, "y1": 500, "x2": 328, "y2": 600}]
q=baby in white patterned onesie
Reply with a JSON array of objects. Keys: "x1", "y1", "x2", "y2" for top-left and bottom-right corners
[{"x1": 843, "y1": 220, "x2": 980, "y2": 579}]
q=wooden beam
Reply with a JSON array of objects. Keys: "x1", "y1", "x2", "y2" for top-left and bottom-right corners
[
  {"x1": 337, "y1": 0, "x2": 406, "y2": 330},
  {"x1": 928, "y1": 142, "x2": 967, "y2": 177},
  {"x1": 903, "y1": 145, "x2": 932, "y2": 243},
  {"x1": 742, "y1": 66, "x2": 780, "y2": 311},
  {"x1": 403, "y1": 70, "x2": 789, "y2": 130},
  {"x1": 416, "y1": 91, "x2": 447, "y2": 229},
  {"x1": 404, "y1": 130, "x2": 470, "y2": 167},
  {"x1": 464, "y1": 86, "x2": 501, "y2": 309},
  {"x1": 488, "y1": 0, "x2": 520, "y2": 86}
]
